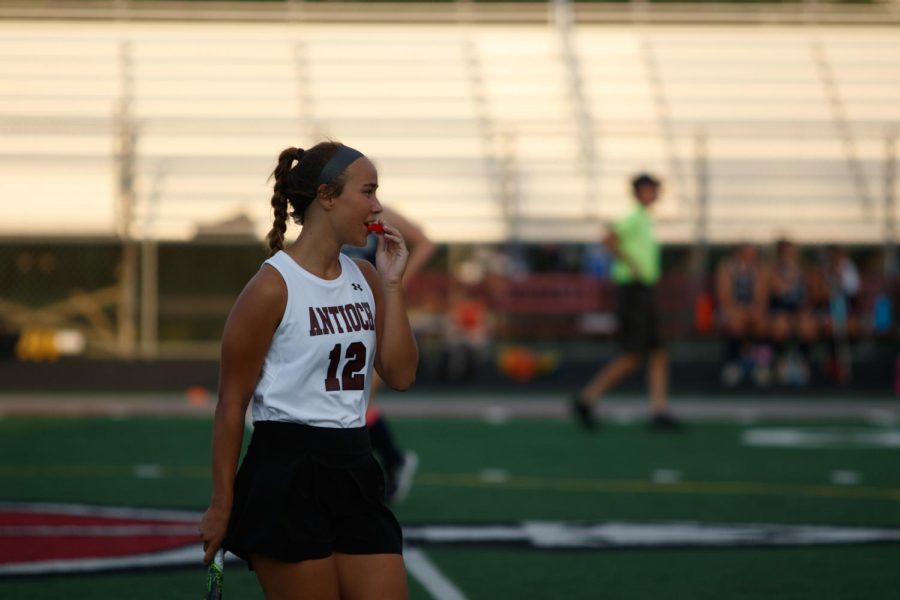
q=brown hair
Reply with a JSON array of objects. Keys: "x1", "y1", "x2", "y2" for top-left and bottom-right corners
[{"x1": 265, "y1": 141, "x2": 351, "y2": 256}]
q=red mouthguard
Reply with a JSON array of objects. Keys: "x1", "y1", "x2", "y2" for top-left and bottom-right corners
[{"x1": 367, "y1": 222, "x2": 384, "y2": 233}]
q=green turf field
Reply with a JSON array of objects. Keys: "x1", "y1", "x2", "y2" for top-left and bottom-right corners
[{"x1": 1, "y1": 413, "x2": 899, "y2": 599}]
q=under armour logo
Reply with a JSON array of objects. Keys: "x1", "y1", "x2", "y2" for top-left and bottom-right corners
[{"x1": 352, "y1": 283, "x2": 363, "y2": 291}]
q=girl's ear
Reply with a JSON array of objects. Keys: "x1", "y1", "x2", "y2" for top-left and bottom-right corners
[
  {"x1": 316, "y1": 186, "x2": 335, "y2": 213},
  {"x1": 317, "y1": 197, "x2": 334, "y2": 212},
  {"x1": 316, "y1": 183, "x2": 332, "y2": 200},
  {"x1": 316, "y1": 184, "x2": 336, "y2": 211}
]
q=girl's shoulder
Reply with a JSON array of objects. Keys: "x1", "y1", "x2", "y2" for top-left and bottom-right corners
[{"x1": 241, "y1": 262, "x2": 288, "y2": 308}]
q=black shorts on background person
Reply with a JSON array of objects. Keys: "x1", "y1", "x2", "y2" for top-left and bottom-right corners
[{"x1": 617, "y1": 284, "x2": 661, "y2": 355}]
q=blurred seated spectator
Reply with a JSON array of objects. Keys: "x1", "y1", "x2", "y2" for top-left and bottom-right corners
[
  {"x1": 715, "y1": 243, "x2": 769, "y2": 386},
  {"x1": 440, "y1": 249, "x2": 496, "y2": 382},
  {"x1": 809, "y1": 245, "x2": 862, "y2": 384},
  {"x1": 767, "y1": 238, "x2": 818, "y2": 386}
]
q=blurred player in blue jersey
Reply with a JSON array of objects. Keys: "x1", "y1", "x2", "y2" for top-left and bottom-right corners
[
  {"x1": 810, "y1": 244, "x2": 862, "y2": 384},
  {"x1": 715, "y1": 243, "x2": 769, "y2": 387},
  {"x1": 767, "y1": 238, "x2": 818, "y2": 386}
]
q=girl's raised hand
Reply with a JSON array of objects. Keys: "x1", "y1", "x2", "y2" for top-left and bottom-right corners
[{"x1": 374, "y1": 222, "x2": 409, "y2": 288}]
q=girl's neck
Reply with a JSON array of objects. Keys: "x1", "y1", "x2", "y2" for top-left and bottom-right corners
[{"x1": 284, "y1": 230, "x2": 343, "y2": 280}]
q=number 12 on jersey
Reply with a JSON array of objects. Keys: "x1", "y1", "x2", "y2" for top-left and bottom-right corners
[{"x1": 325, "y1": 342, "x2": 367, "y2": 391}]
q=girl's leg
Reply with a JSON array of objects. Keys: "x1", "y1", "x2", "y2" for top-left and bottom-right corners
[
  {"x1": 251, "y1": 554, "x2": 340, "y2": 600},
  {"x1": 335, "y1": 553, "x2": 408, "y2": 600}
]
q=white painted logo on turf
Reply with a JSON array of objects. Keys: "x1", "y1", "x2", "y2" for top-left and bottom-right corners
[
  {"x1": 3, "y1": 503, "x2": 900, "y2": 576},
  {"x1": 403, "y1": 522, "x2": 900, "y2": 549},
  {"x1": 742, "y1": 428, "x2": 900, "y2": 449}
]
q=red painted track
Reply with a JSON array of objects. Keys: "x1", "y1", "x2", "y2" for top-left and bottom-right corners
[{"x1": 0, "y1": 509, "x2": 197, "y2": 563}]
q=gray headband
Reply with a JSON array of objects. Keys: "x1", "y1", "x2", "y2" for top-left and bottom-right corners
[{"x1": 317, "y1": 146, "x2": 364, "y2": 186}]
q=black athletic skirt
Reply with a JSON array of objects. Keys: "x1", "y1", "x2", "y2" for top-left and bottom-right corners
[{"x1": 223, "y1": 421, "x2": 403, "y2": 566}]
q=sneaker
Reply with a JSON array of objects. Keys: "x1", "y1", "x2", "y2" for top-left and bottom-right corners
[
  {"x1": 570, "y1": 394, "x2": 597, "y2": 431},
  {"x1": 649, "y1": 412, "x2": 684, "y2": 432},
  {"x1": 386, "y1": 451, "x2": 419, "y2": 504}
]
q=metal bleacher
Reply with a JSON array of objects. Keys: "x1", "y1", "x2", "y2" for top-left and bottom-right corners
[
  {"x1": 641, "y1": 28, "x2": 899, "y2": 244},
  {"x1": 0, "y1": 5, "x2": 898, "y2": 246}
]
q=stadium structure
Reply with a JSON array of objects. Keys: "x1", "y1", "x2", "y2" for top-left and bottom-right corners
[{"x1": 0, "y1": 0, "x2": 897, "y2": 379}]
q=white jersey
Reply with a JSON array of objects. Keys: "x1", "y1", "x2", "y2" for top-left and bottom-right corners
[{"x1": 251, "y1": 251, "x2": 377, "y2": 428}]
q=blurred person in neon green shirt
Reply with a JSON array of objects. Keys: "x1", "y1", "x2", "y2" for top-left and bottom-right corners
[{"x1": 571, "y1": 173, "x2": 681, "y2": 431}]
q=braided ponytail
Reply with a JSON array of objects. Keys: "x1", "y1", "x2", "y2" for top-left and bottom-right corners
[
  {"x1": 266, "y1": 147, "x2": 303, "y2": 257},
  {"x1": 264, "y1": 141, "x2": 346, "y2": 256}
]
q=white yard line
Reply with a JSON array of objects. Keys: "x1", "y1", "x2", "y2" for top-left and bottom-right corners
[{"x1": 404, "y1": 546, "x2": 468, "y2": 600}]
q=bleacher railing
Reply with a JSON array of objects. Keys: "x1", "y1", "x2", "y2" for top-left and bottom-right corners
[{"x1": 1, "y1": 1, "x2": 900, "y2": 25}]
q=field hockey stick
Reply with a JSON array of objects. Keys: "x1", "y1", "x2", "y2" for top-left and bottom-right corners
[{"x1": 205, "y1": 548, "x2": 224, "y2": 600}]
